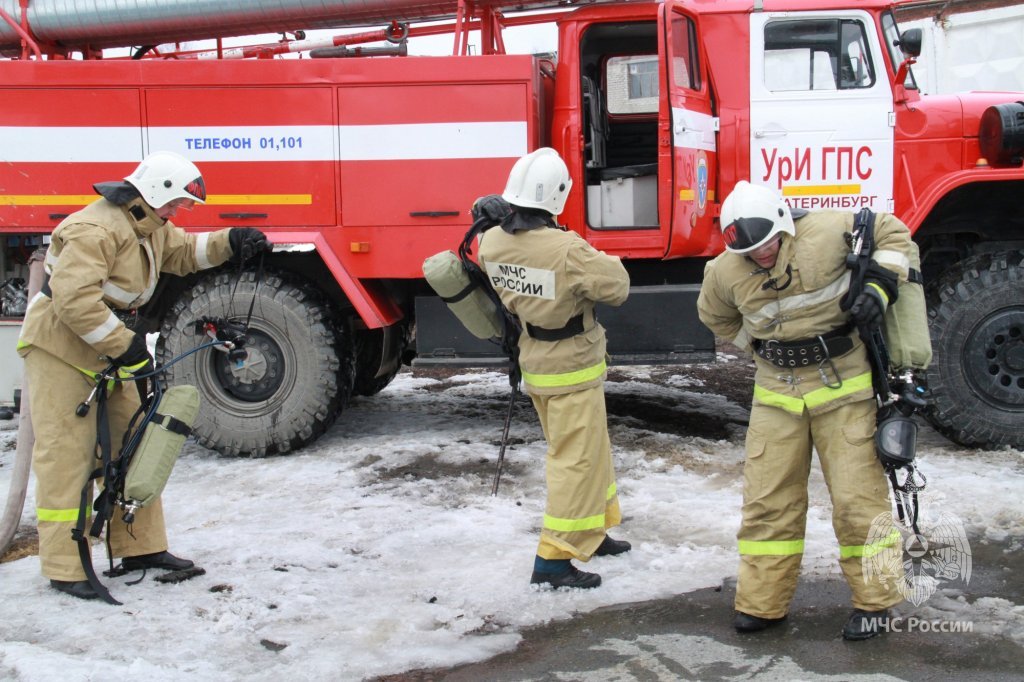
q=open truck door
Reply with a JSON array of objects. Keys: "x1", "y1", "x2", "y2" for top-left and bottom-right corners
[{"x1": 661, "y1": 1, "x2": 718, "y2": 258}]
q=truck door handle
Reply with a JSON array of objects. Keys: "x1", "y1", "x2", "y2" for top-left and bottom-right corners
[
  {"x1": 753, "y1": 129, "x2": 788, "y2": 138},
  {"x1": 409, "y1": 211, "x2": 460, "y2": 218},
  {"x1": 219, "y1": 212, "x2": 268, "y2": 219}
]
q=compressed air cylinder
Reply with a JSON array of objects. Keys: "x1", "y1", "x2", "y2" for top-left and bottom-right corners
[
  {"x1": 123, "y1": 385, "x2": 200, "y2": 508},
  {"x1": 422, "y1": 250, "x2": 503, "y2": 340},
  {"x1": 883, "y1": 244, "x2": 932, "y2": 370}
]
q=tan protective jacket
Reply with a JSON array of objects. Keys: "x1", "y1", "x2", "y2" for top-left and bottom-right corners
[
  {"x1": 697, "y1": 210, "x2": 914, "y2": 416},
  {"x1": 18, "y1": 196, "x2": 234, "y2": 372},
  {"x1": 479, "y1": 225, "x2": 629, "y2": 395}
]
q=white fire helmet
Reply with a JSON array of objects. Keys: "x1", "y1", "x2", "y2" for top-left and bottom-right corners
[
  {"x1": 719, "y1": 181, "x2": 795, "y2": 254},
  {"x1": 502, "y1": 147, "x2": 573, "y2": 216},
  {"x1": 125, "y1": 151, "x2": 207, "y2": 208}
]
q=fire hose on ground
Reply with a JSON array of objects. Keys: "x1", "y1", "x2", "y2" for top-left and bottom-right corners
[{"x1": 0, "y1": 250, "x2": 44, "y2": 557}]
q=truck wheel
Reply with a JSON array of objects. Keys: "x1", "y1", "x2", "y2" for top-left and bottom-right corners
[
  {"x1": 157, "y1": 270, "x2": 351, "y2": 457},
  {"x1": 924, "y1": 251, "x2": 1024, "y2": 449}
]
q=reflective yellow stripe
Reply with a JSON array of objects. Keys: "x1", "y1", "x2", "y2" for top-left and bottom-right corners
[
  {"x1": 753, "y1": 384, "x2": 805, "y2": 415},
  {"x1": 804, "y1": 371, "x2": 873, "y2": 410},
  {"x1": 738, "y1": 539, "x2": 805, "y2": 556},
  {"x1": 754, "y1": 371, "x2": 873, "y2": 413},
  {"x1": 37, "y1": 507, "x2": 81, "y2": 523},
  {"x1": 544, "y1": 512, "x2": 606, "y2": 533},
  {"x1": 118, "y1": 358, "x2": 149, "y2": 373},
  {"x1": 16, "y1": 340, "x2": 30, "y2": 350},
  {"x1": 1, "y1": 193, "x2": 311, "y2": 206},
  {"x1": 71, "y1": 363, "x2": 115, "y2": 391},
  {"x1": 606, "y1": 482, "x2": 617, "y2": 500},
  {"x1": 0, "y1": 194, "x2": 96, "y2": 206},
  {"x1": 866, "y1": 281, "x2": 890, "y2": 306},
  {"x1": 522, "y1": 360, "x2": 607, "y2": 389},
  {"x1": 840, "y1": 530, "x2": 902, "y2": 559}
]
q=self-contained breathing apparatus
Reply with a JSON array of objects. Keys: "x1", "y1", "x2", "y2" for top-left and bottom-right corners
[
  {"x1": 423, "y1": 195, "x2": 523, "y2": 495},
  {"x1": 71, "y1": 255, "x2": 266, "y2": 604},
  {"x1": 843, "y1": 208, "x2": 932, "y2": 533}
]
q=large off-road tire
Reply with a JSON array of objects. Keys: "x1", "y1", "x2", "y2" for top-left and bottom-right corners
[
  {"x1": 924, "y1": 251, "x2": 1024, "y2": 449},
  {"x1": 157, "y1": 270, "x2": 352, "y2": 457}
]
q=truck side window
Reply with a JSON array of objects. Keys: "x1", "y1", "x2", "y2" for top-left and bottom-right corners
[
  {"x1": 763, "y1": 18, "x2": 875, "y2": 92},
  {"x1": 670, "y1": 14, "x2": 701, "y2": 91}
]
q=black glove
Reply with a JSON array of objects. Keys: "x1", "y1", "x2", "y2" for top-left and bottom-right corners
[
  {"x1": 471, "y1": 194, "x2": 512, "y2": 225},
  {"x1": 849, "y1": 262, "x2": 899, "y2": 331},
  {"x1": 229, "y1": 228, "x2": 271, "y2": 264},
  {"x1": 111, "y1": 331, "x2": 154, "y2": 376},
  {"x1": 850, "y1": 286, "x2": 886, "y2": 331}
]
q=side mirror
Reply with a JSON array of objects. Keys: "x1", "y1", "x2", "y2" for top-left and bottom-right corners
[{"x1": 895, "y1": 28, "x2": 922, "y2": 59}]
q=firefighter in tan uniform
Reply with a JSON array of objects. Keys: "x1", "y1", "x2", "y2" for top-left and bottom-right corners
[
  {"x1": 697, "y1": 182, "x2": 912, "y2": 640},
  {"x1": 478, "y1": 148, "x2": 631, "y2": 589},
  {"x1": 18, "y1": 151, "x2": 270, "y2": 600}
]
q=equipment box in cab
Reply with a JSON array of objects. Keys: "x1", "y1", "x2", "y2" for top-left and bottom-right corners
[{"x1": 588, "y1": 164, "x2": 658, "y2": 228}]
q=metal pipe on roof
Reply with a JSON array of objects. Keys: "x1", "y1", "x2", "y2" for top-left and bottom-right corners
[{"x1": 0, "y1": 0, "x2": 592, "y2": 53}]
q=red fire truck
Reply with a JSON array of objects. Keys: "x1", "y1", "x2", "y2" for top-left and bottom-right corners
[{"x1": 1, "y1": 0, "x2": 1022, "y2": 455}]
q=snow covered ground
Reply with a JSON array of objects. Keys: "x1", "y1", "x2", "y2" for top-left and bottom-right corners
[{"x1": 1, "y1": 357, "x2": 1022, "y2": 681}]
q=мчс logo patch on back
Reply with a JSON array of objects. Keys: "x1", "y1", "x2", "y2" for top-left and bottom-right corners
[{"x1": 486, "y1": 261, "x2": 556, "y2": 300}]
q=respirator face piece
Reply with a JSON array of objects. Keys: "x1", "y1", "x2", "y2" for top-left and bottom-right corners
[{"x1": 875, "y1": 415, "x2": 918, "y2": 469}]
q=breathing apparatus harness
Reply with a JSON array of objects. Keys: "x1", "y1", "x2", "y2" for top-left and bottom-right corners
[
  {"x1": 457, "y1": 203, "x2": 524, "y2": 495},
  {"x1": 71, "y1": 251, "x2": 268, "y2": 605},
  {"x1": 843, "y1": 208, "x2": 929, "y2": 534}
]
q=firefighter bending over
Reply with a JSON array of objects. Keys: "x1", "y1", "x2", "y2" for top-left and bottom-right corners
[
  {"x1": 18, "y1": 151, "x2": 270, "y2": 600},
  {"x1": 478, "y1": 148, "x2": 631, "y2": 589},
  {"x1": 697, "y1": 181, "x2": 912, "y2": 640}
]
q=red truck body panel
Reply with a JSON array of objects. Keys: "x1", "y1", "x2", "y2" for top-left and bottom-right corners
[{"x1": 0, "y1": 56, "x2": 541, "y2": 284}]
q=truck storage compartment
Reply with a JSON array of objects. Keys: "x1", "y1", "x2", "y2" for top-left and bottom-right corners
[{"x1": 336, "y1": 58, "x2": 538, "y2": 229}]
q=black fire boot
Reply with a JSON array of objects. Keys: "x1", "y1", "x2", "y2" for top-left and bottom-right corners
[
  {"x1": 50, "y1": 579, "x2": 99, "y2": 600},
  {"x1": 842, "y1": 609, "x2": 890, "y2": 641},
  {"x1": 733, "y1": 611, "x2": 787, "y2": 633},
  {"x1": 120, "y1": 550, "x2": 195, "y2": 572},
  {"x1": 530, "y1": 564, "x2": 602, "y2": 589},
  {"x1": 594, "y1": 535, "x2": 632, "y2": 556}
]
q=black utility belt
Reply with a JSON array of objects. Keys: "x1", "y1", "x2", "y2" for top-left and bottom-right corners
[
  {"x1": 526, "y1": 313, "x2": 585, "y2": 342},
  {"x1": 752, "y1": 324, "x2": 854, "y2": 368}
]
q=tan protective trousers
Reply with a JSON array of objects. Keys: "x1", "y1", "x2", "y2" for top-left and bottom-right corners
[
  {"x1": 531, "y1": 384, "x2": 621, "y2": 561},
  {"x1": 736, "y1": 398, "x2": 902, "y2": 618},
  {"x1": 24, "y1": 347, "x2": 168, "y2": 581}
]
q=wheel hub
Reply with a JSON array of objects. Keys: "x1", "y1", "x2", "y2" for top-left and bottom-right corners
[
  {"x1": 213, "y1": 329, "x2": 286, "y2": 402},
  {"x1": 963, "y1": 309, "x2": 1024, "y2": 408}
]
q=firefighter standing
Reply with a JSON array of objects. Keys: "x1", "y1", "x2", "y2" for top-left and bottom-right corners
[
  {"x1": 697, "y1": 181, "x2": 911, "y2": 640},
  {"x1": 18, "y1": 151, "x2": 270, "y2": 600},
  {"x1": 478, "y1": 148, "x2": 631, "y2": 589}
]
